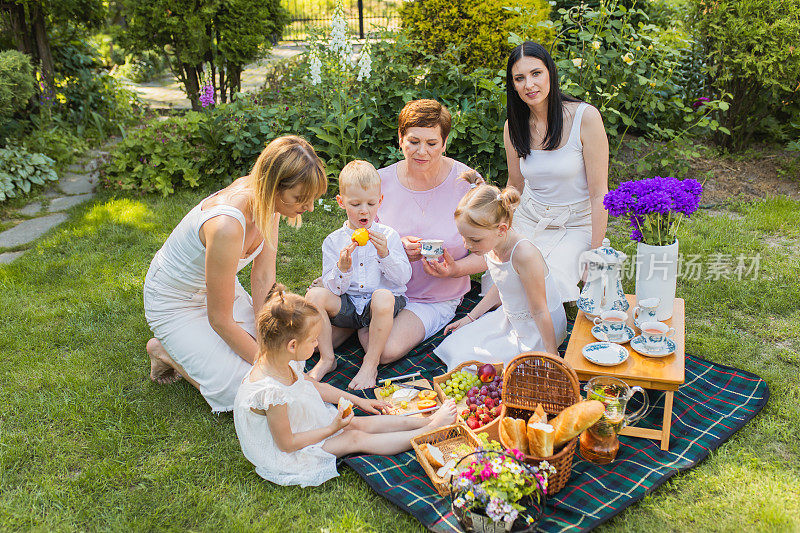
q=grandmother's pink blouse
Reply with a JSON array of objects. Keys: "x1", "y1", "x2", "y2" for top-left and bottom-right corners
[{"x1": 376, "y1": 160, "x2": 475, "y2": 304}]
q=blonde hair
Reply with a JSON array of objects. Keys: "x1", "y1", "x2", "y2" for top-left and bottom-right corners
[
  {"x1": 454, "y1": 171, "x2": 521, "y2": 229},
  {"x1": 339, "y1": 160, "x2": 380, "y2": 196},
  {"x1": 256, "y1": 284, "x2": 321, "y2": 355},
  {"x1": 398, "y1": 99, "x2": 452, "y2": 141},
  {"x1": 249, "y1": 136, "x2": 327, "y2": 245}
]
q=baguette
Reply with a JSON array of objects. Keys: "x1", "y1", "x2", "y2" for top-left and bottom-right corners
[
  {"x1": 338, "y1": 398, "x2": 353, "y2": 418},
  {"x1": 500, "y1": 417, "x2": 529, "y2": 454},
  {"x1": 533, "y1": 403, "x2": 547, "y2": 424},
  {"x1": 527, "y1": 422, "x2": 554, "y2": 457},
  {"x1": 550, "y1": 400, "x2": 605, "y2": 448},
  {"x1": 420, "y1": 443, "x2": 445, "y2": 469}
]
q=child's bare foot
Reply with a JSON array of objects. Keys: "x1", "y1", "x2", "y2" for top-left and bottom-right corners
[
  {"x1": 426, "y1": 399, "x2": 457, "y2": 429},
  {"x1": 348, "y1": 365, "x2": 378, "y2": 390},
  {"x1": 307, "y1": 357, "x2": 337, "y2": 382},
  {"x1": 147, "y1": 338, "x2": 182, "y2": 385}
]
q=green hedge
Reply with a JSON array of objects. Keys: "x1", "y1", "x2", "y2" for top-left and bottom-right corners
[
  {"x1": 399, "y1": 0, "x2": 553, "y2": 73},
  {"x1": 0, "y1": 50, "x2": 35, "y2": 123}
]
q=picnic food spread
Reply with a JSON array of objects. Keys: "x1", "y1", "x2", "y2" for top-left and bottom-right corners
[
  {"x1": 375, "y1": 377, "x2": 440, "y2": 416},
  {"x1": 435, "y1": 362, "x2": 504, "y2": 433}
]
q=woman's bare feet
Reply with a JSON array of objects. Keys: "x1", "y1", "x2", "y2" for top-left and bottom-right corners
[
  {"x1": 147, "y1": 338, "x2": 182, "y2": 385},
  {"x1": 307, "y1": 357, "x2": 337, "y2": 382},
  {"x1": 426, "y1": 399, "x2": 457, "y2": 429}
]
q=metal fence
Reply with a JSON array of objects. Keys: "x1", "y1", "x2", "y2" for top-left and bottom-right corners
[{"x1": 281, "y1": 0, "x2": 402, "y2": 40}]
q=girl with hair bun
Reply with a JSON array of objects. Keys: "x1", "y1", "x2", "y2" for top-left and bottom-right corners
[
  {"x1": 433, "y1": 173, "x2": 567, "y2": 370},
  {"x1": 233, "y1": 285, "x2": 457, "y2": 487}
]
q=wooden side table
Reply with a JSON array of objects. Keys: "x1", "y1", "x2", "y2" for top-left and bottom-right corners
[{"x1": 564, "y1": 295, "x2": 685, "y2": 451}]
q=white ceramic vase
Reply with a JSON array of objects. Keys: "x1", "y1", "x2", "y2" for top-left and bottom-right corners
[{"x1": 634, "y1": 239, "x2": 678, "y2": 320}]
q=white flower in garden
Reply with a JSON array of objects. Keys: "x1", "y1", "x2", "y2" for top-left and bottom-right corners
[
  {"x1": 622, "y1": 53, "x2": 634, "y2": 65},
  {"x1": 572, "y1": 58, "x2": 583, "y2": 68},
  {"x1": 329, "y1": 3, "x2": 352, "y2": 70},
  {"x1": 309, "y1": 48, "x2": 322, "y2": 86},
  {"x1": 356, "y1": 43, "x2": 372, "y2": 81},
  {"x1": 592, "y1": 40, "x2": 601, "y2": 50}
]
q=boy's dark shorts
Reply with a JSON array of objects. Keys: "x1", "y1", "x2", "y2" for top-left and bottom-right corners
[{"x1": 330, "y1": 293, "x2": 406, "y2": 330}]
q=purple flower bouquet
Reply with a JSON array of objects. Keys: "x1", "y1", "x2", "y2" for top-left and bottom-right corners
[{"x1": 603, "y1": 177, "x2": 702, "y2": 246}]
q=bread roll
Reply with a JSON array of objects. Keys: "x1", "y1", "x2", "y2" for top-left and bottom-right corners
[
  {"x1": 550, "y1": 400, "x2": 605, "y2": 448},
  {"x1": 500, "y1": 417, "x2": 529, "y2": 454},
  {"x1": 533, "y1": 403, "x2": 547, "y2": 424},
  {"x1": 527, "y1": 422, "x2": 554, "y2": 457},
  {"x1": 421, "y1": 443, "x2": 445, "y2": 469},
  {"x1": 338, "y1": 398, "x2": 353, "y2": 418}
]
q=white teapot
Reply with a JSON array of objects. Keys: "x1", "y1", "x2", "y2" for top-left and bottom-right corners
[{"x1": 577, "y1": 238, "x2": 629, "y2": 317}]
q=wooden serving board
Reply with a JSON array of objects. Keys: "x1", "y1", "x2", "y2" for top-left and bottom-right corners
[{"x1": 374, "y1": 378, "x2": 439, "y2": 417}]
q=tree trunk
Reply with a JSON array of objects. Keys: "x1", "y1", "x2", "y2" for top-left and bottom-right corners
[
  {"x1": 228, "y1": 65, "x2": 241, "y2": 101},
  {"x1": 219, "y1": 65, "x2": 227, "y2": 104},
  {"x1": 4, "y1": 3, "x2": 35, "y2": 57},
  {"x1": 183, "y1": 63, "x2": 202, "y2": 111},
  {"x1": 31, "y1": 4, "x2": 54, "y2": 88}
]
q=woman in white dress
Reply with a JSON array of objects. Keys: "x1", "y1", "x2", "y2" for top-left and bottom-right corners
[
  {"x1": 434, "y1": 178, "x2": 566, "y2": 370},
  {"x1": 144, "y1": 136, "x2": 327, "y2": 412},
  {"x1": 503, "y1": 41, "x2": 609, "y2": 302}
]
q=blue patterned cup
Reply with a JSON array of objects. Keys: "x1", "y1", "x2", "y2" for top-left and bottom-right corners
[{"x1": 593, "y1": 310, "x2": 628, "y2": 342}]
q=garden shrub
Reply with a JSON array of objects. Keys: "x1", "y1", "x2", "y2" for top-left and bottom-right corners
[
  {"x1": 0, "y1": 145, "x2": 58, "y2": 202},
  {"x1": 0, "y1": 50, "x2": 35, "y2": 123},
  {"x1": 689, "y1": 0, "x2": 800, "y2": 149},
  {"x1": 18, "y1": 122, "x2": 88, "y2": 171},
  {"x1": 116, "y1": 50, "x2": 167, "y2": 83},
  {"x1": 399, "y1": 0, "x2": 553, "y2": 73},
  {"x1": 102, "y1": 114, "x2": 207, "y2": 196}
]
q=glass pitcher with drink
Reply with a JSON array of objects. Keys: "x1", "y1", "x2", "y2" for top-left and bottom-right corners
[{"x1": 579, "y1": 376, "x2": 649, "y2": 464}]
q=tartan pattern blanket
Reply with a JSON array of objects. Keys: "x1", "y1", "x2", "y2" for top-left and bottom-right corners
[{"x1": 307, "y1": 285, "x2": 769, "y2": 532}]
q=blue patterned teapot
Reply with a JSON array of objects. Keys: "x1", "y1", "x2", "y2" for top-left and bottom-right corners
[{"x1": 577, "y1": 238, "x2": 629, "y2": 317}]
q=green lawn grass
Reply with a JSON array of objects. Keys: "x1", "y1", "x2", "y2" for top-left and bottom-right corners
[{"x1": 1, "y1": 189, "x2": 798, "y2": 531}]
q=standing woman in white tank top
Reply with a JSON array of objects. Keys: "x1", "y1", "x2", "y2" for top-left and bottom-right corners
[
  {"x1": 143, "y1": 136, "x2": 327, "y2": 412},
  {"x1": 503, "y1": 41, "x2": 609, "y2": 302}
]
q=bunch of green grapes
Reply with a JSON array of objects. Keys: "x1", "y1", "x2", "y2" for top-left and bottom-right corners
[
  {"x1": 378, "y1": 382, "x2": 399, "y2": 398},
  {"x1": 443, "y1": 370, "x2": 481, "y2": 401}
]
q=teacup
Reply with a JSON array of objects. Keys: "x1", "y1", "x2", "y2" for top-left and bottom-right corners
[
  {"x1": 639, "y1": 321, "x2": 675, "y2": 351},
  {"x1": 593, "y1": 310, "x2": 629, "y2": 342},
  {"x1": 633, "y1": 297, "x2": 660, "y2": 329},
  {"x1": 420, "y1": 239, "x2": 444, "y2": 258}
]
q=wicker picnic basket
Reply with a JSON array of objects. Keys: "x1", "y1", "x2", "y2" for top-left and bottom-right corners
[
  {"x1": 411, "y1": 423, "x2": 482, "y2": 496},
  {"x1": 433, "y1": 361, "x2": 504, "y2": 442},
  {"x1": 499, "y1": 351, "x2": 581, "y2": 494}
]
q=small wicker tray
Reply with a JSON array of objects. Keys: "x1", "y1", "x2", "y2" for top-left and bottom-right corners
[
  {"x1": 433, "y1": 361, "x2": 504, "y2": 441},
  {"x1": 411, "y1": 423, "x2": 481, "y2": 496},
  {"x1": 499, "y1": 352, "x2": 581, "y2": 494}
]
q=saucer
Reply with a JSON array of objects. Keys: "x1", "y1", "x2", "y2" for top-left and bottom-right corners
[
  {"x1": 582, "y1": 342, "x2": 629, "y2": 367},
  {"x1": 591, "y1": 324, "x2": 635, "y2": 344},
  {"x1": 630, "y1": 336, "x2": 676, "y2": 357}
]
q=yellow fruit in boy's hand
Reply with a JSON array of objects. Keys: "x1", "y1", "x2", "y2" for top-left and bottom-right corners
[{"x1": 351, "y1": 228, "x2": 369, "y2": 246}]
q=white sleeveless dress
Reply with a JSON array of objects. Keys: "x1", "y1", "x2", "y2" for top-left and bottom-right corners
[
  {"x1": 512, "y1": 102, "x2": 593, "y2": 302},
  {"x1": 144, "y1": 194, "x2": 264, "y2": 412},
  {"x1": 434, "y1": 240, "x2": 567, "y2": 370},
  {"x1": 234, "y1": 360, "x2": 340, "y2": 487}
]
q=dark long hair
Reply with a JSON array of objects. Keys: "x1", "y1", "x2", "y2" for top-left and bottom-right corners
[{"x1": 506, "y1": 42, "x2": 580, "y2": 157}]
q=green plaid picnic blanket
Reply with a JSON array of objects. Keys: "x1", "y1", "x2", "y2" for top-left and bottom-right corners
[{"x1": 307, "y1": 284, "x2": 769, "y2": 532}]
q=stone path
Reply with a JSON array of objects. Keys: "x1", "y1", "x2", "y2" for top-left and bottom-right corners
[
  {"x1": 122, "y1": 44, "x2": 305, "y2": 109},
  {"x1": 0, "y1": 45, "x2": 307, "y2": 265},
  {"x1": 0, "y1": 146, "x2": 113, "y2": 265}
]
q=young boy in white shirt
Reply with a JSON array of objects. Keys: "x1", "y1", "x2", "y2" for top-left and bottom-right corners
[{"x1": 305, "y1": 160, "x2": 412, "y2": 390}]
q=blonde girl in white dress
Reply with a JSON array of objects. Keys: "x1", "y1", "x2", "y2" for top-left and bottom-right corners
[
  {"x1": 234, "y1": 285, "x2": 457, "y2": 487},
  {"x1": 144, "y1": 136, "x2": 327, "y2": 412},
  {"x1": 434, "y1": 179, "x2": 567, "y2": 370}
]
